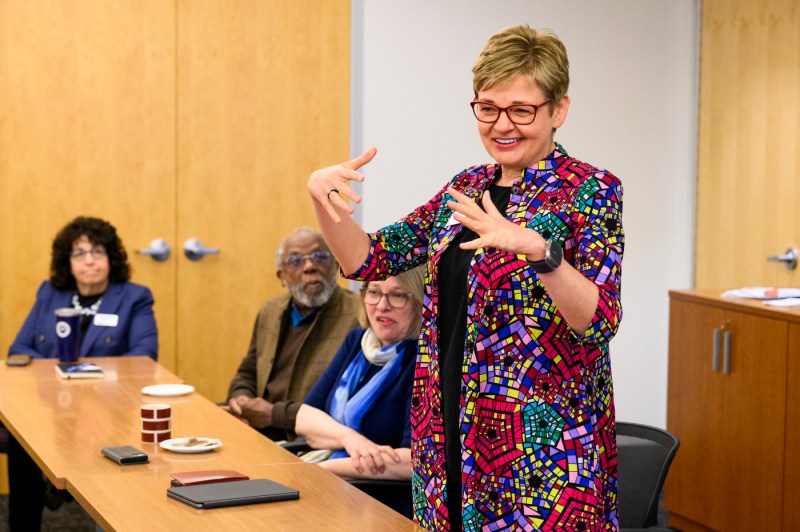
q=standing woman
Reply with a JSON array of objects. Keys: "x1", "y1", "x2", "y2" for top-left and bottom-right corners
[
  {"x1": 7, "y1": 216, "x2": 158, "y2": 532},
  {"x1": 308, "y1": 25, "x2": 624, "y2": 531}
]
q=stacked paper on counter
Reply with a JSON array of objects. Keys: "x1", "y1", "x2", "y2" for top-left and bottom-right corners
[
  {"x1": 721, "y1": 287, "x2": 800, "y2": 300},
  {"x1": 763, "y1": 298, "x2": 800, "y2": 307}
]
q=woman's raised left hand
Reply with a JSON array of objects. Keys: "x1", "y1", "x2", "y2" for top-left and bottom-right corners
[
  {"x1": 307, "y1": 147, "x2": 377, "y2": 223},
  {"x1": 447, "y1": 187, "x2": 546, "y2": 260}
]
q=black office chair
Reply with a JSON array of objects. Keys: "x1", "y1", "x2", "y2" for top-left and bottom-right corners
[
  {"x1": 280, "y1": 438, "x2": 412, "y2": 517},
  {"x1": 0, "y1": 423, "x2": 9, "y2": 453},
  {"x1": 617, "y1": 421, "x2": 680, "y2": 530}
]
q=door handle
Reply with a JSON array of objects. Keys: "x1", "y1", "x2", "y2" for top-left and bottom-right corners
[
  {"x1": 137, "y1": 239, "x2": 171, "y2": 262},
  {"x1": 767, "y1": 248, "x2": 798, "y2": 270},
  {"x1": 712, "y1": 328, "x2": 721, "y2": 372},
  {"x1": 183, "y1": 239, "x2": 220, "y2": 261},
  {"x1": 722, "y1": 330, "x2": 732, "y2": 374}
]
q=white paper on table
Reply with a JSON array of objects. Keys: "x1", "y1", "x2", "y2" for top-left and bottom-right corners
[
  {"x1": 763, "y1": 298, "x2": 800, "y2": 307},
  {"x1": 721, "y1": 287, "x2": 800, "y2": 299}
]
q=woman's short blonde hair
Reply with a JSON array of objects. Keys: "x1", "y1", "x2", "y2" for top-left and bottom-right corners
[
  {"x1": 472, "y1": 25, "x2": 569, "y2": 103},
  {"x1": 359, "y1": 266, "x2": 425, "y2": 340}
]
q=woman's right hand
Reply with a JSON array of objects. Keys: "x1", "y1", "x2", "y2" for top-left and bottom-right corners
[
  {"x1": 307, "y1": 147, "x2": 377, "y2": 223},
  {"x1": 340, "y1": 430, "x2": 400, "y2": 475}
]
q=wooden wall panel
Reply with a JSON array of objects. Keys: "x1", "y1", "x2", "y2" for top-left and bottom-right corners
[{"x1": 695, "y1": 0, "x2": 800, "y2": 288}]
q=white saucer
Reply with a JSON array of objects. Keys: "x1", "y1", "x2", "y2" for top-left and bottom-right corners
[
  {"x1": 160, "y1": 437, "x2": 222, "y2": 454},
  {"x1": 141, "y1": 384, "x2": 195, "y2": 397}
]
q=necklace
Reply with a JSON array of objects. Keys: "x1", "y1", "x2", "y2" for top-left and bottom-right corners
[{"x1": 72, "y1": 293, "x2": 103, "y2": 316}]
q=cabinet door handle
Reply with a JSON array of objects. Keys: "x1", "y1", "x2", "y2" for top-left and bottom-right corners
[
  {"x1": 712, "y1": 328, "x2": 721, "y2": 371},
  {"x1": 722, "y1": 330, "x2": 732, "y2": 374}
]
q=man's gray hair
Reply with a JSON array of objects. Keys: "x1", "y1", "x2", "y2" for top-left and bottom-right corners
[{"x1": 275, "y1": 227, "x2": 326, "y2": 269}]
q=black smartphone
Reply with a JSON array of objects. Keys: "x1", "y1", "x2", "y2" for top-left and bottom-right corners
[
  {"x1": 6, "y1": 354, "x2": 32, "y2": 366},
  {"x1": 101, "y1": 445, "x2": 149, "y2": 465}
]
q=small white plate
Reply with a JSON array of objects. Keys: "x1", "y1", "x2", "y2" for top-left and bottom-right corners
[
  {"x1": 160, "y1": 437, "x2": 222, "y2": 454},
  {"x1": 141, "y1": 384, "x2": 195, "y2": 397}
]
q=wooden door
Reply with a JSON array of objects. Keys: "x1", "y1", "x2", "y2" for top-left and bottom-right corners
[
  {"x1": 174, "y1": 0, "x2": 350, "y2": 401},
  {"x1": 0, "y1": 0, "x2": 177, "y2": 363},
  {"x1": 665, "y1": 299, "x2": 727, "y2": 527},
  {"x1": 713, "y1": 310, "x2": 786, "y2": 532},
  {"x1": 783, "y1": 323, "x2": 800, "y2": 527},
  {"x1": 695, "y1": 0, "x2": 800, "y2": 288},
  {"x1": 0, "y1": 0, "x2": 176, "y2": 493}
]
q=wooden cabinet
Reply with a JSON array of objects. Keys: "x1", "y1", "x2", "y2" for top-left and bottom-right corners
[{"x1": 665, "y1": 290, "x2": 800, "y2": 531}]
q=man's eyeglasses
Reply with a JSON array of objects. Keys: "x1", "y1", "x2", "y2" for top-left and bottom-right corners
[
  {"x1": 361, "y1": 288, "x2": 412, "y2": 309},
  {"x1": 470, "y1": 100, "x2": 552, "y2": 125},
  {"x1": 70, "y1": 247, "x2": 107, "y2": 260},
  {"x1": 284, "y1": 250, "x2": 334, "y2": 271}
]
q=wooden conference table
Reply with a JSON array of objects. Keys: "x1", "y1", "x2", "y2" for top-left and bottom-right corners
[{"x1": 0, "y1": 357, "x2": 420, "y2": 531}]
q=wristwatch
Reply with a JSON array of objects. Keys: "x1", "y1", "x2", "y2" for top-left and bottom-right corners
[{"x1": 529, "y1": 239, "x2": 563, "y2": 274}]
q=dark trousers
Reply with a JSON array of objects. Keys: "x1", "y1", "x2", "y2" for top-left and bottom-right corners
[{"x1": 7, "y1": 433, "x2": 45, "y2": 531}]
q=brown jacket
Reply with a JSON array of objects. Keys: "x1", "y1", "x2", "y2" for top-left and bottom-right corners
[{"x1": 226, "y1": 285, "x2": 360, "y2": 434}]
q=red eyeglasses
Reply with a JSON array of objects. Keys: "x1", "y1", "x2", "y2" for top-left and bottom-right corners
[{"x1": 470, "y1": 100, "x2": 552, "y2": 125}]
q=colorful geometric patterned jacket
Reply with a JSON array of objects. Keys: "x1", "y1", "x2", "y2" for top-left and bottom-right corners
[{"x1": 349, "y1": 146, "x2": 624, "y2": 531}]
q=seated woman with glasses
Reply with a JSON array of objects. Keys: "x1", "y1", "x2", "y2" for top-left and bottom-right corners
[
  {"x1": 9, "y1": 216, "x2": 158, "y2": 360},
  {"x1": 6, "y1": 216, "x2": 158, "y2": 531},
  {"x1": 292, "y1": 267, "x2": 424, "y2": 514}
]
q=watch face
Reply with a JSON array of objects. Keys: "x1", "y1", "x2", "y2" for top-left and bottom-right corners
[
  {"x1": 530, "y1": 240, "x2": 562, "y2": 274},
  {"x1": 546, "y1": 240, "x2": 563, "y2": 268}
]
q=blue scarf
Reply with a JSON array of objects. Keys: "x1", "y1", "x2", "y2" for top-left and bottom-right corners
[{"x1": 328, "y1": 329, "x2": 406, "y2": 459}]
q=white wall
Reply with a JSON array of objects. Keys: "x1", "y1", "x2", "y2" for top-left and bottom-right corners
[{"x1": 352, "y1": 0, "x2": 698, "y2": 427}]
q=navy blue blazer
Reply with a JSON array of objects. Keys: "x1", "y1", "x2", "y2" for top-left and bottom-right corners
[
  {"x1": 304, "y1": 327, "x2": 415, "y2": 449},
  {"x1": 8, "y1": 281, "x2": 158, "y2": 360}
]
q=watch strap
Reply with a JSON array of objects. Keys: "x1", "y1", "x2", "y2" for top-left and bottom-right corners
[
  {"x1": 528, "y1": 257, "x2": 556, "y2": 274},
  {"x1": 528, "y1": 240, "x2": 562, "y2": 274}
]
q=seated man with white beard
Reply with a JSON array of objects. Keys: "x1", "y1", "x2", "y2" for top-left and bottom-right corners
[{"x1": 223, "y1": 227, "x2": 360, "y2": 441}]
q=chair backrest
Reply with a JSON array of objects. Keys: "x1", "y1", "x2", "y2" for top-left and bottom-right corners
[
  {"x1": 349, "y1": 479, "x2": 413, "y2": 518},
  {"x1": 0, "y1": 424, "x2": 9, "y2": 453},
  {"x1": 616, "y1": 421, "x2": 680, "y2": 529}
]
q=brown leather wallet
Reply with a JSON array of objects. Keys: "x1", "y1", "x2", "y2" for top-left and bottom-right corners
[{"x1": 170, "y1": 470, "x2": 250, "y2": 487}]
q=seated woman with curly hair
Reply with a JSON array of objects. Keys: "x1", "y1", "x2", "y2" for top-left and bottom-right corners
[
  {"x1": 9, "y1": 215, "x2": 158, "y2": 359},
  {"x1": 6, "y1": 215, "x2": 158, "y2": 531}
]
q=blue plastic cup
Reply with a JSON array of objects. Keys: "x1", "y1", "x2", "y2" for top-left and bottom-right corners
[{"x1": 54, "y1": 308, "x2": 82, "y2": 363}]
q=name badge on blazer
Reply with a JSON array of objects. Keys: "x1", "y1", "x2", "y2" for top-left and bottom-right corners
[{"x1": 93, "y1": 314, "x2": 119, "y2": 327}]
